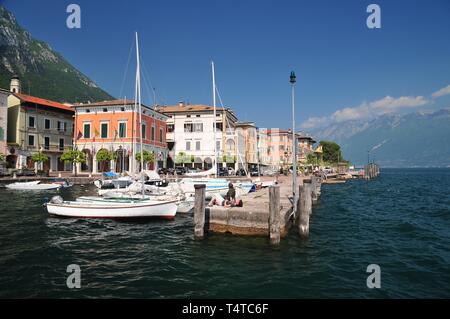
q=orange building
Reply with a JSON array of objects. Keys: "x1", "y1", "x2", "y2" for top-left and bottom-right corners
[{"x1": 73, "y1": 99, "x2": 168, "y2": 174}]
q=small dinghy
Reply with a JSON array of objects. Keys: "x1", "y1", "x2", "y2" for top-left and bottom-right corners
[
  {"x1": 6, "y1": 180, "x2": 62, "y2": 190},
  {"x1": 46, "y1": 196, "x2": 177, "y2": 219}
]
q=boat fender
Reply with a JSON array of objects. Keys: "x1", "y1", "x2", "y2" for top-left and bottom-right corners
[{"x1": 50, "y1": 195, "x2": 64, "y2": 204}]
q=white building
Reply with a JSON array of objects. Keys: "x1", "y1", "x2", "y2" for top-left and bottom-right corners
[{"x1": 156, "y1": 102, "x2": 240, "y2": 170}]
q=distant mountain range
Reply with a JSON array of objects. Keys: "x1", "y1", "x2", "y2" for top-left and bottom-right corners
[
  {"x1": 307, "y1": 109, "x2": 450, "y2": 168},
  {"x1": 0, "y1": 5, "x2": 113, "y2": 103}
]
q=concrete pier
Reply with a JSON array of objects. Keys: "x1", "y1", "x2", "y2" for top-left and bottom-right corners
[{"x1": 198, "y1": 175, "x2": 322, "y2": 242}]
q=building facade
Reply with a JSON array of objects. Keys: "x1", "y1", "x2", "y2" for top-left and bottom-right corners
[
  {"x1": 156, "y1": 103, "x2": 239, "y2": 170},
  {"x1": 6, "y1": 89, "x2": 74, "y2": 172},
  {"x1": 297, "y1": 133, "x2": 317, "y2": 163},
  {"x1": 73, "y1": 100, "x2": 168, "y2": 174},
  {"x1": 235, "y1": 122, "x2": 259, "y2": 170},
  {"x1": 0, "y1": 88, "x2": 9, "y2": 156}
]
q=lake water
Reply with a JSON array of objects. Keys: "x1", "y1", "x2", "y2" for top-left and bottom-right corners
[{"x1": 0, "y1": 168, "x2": 449, "y2": 298}]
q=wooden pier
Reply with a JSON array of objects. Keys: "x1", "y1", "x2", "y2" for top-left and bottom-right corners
[
  {"x1": 364, "y1": 163, "x2": 380, "y2": 180},
  {"x1": 194, "y1": 175, "x2": 323, "y2": 244}
]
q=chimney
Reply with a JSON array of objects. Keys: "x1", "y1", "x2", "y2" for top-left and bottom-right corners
[{"x1": 10, "y1": 75, "x2": 20, "y2": 93}]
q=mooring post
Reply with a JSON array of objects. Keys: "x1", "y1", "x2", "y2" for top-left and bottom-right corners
[
  {"x1": 194, "y1": 184, "x2": 206, "y2": 239},
  {"x1": 268, "y1": 185, "x2": 281, "y2": 244},
  {"x1": 311, "y1": 176, "x2": 318, "y2": 205},
  {"x1": 298, "y1": 180, "x2": 312, "y2": 238}
]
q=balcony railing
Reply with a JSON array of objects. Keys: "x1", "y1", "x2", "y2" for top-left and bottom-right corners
[{"x1": 26, "y1": 145, "x2": 72, "y2": 152}]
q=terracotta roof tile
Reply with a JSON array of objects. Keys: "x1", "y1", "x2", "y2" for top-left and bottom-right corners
[{"x1": 14, "y1": 93, "x2": 74, "y2": 112}]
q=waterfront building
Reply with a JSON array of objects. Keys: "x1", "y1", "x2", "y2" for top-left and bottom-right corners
[
  {"x1": 73, "y1": 99, "x2": 168, "y2": 174},
  {"x1": 266, "y1": 129, "x2": 294, "y2": 170},
  {"x1": 257, "y1": 128, "x2": 270, "y2": 168},
  {"x1": 6, "y1": 77, "x2": 74, "y2": 172},
  {"x1": 156, "y1": 102, "x2": 239, "y2": 170},
  {"x1": 297, "y1": 133, "x2": 317, "y2": 163},
  {"x1": 234, "y1": 122, "x2": 259, "y2": 170},
  {"x1": 0, "y1": 88, "x2": 9, "y2": 156}
]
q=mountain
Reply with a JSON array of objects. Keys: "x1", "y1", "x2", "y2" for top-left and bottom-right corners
[
  {"x1": 308, "y1": 109, "x2": 450, "y2": 167},
  {"x1": 0, "y1": 5, "x2": 113, "y2": 103}
]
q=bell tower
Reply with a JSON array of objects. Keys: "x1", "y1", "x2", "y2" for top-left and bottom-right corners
[{"x1": 10, "y1": 75, "x2": 21, "y2": 93}]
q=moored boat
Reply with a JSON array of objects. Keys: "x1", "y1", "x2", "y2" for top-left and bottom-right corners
[
  {"x1": 6, "y1": 180, "x2": 62, "y2": 190},
  {"x1": 46, "y1": 196, "x2": 177, "y2": 219}
]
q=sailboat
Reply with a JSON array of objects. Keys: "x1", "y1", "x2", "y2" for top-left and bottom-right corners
[{"x1": 45, "y1": 32, "x2": 177, "y2": 219}]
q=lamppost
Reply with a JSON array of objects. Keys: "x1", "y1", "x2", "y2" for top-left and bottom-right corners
[{"x1": 290, "y1": 71, "x2": 298, "y2": 212}]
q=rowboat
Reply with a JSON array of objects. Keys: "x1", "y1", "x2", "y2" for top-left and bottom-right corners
[
  {"x1": 6, "y1": 180, "x2": 62, "y2": 190},
  {"x1": 46, "y1": 195, "x2": 177, "y2": 219}
]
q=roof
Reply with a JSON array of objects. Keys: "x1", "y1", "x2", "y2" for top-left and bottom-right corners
[
  {"x1": 72, "y1": 99, "x2": 135, "y2": 107},
  {"x1": 72, "y1": 99, "x2": 169, "y2": 119},
  {"x1": 156, "y1": 104, "x2": 227, "y2": 113},
  {"x1": 13, "y1": 93, "x2": 74, "y2": 112}
]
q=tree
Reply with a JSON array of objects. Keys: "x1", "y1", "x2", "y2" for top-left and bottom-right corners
[
  {"x1": 319, "y1": 140, "x2": 344, "y2": 164},
  {"x1": 61, "y1": 150, "x2": 86, "y2": 176},
  {"x1": 96, "y1": 149, "x2": 116, "y2": 172},
  {"x1": 135, "y1": 150, "x2": 155, "y2": 169},
  {"x1": 31, "y1": 152, "x2": 49, "y2": 172},
  {"x1": 0, "y1": 153, "x2": 5, "y2": 162},
  {"x1": 307, "y1": 153, "x2": 319, "y2": 166}
]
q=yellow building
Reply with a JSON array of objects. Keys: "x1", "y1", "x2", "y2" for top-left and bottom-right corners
[
  {"x1": 6, "y1": 78, "x2": 74, "y2": 171},
  {"x1": 235, "y1": 122, "x2": 258, "y2": 170}
]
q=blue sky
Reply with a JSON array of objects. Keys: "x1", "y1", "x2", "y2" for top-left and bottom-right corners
[{"x1": 2, "y1": 0, "x2": 450, "y2": 130}]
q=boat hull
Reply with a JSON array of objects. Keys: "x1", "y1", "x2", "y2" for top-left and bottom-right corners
[{"x1": 46, "y1": 200, "x2": 177, "y2": 219}]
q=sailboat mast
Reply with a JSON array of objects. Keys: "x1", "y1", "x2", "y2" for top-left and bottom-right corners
[
  {"x1": 211, "y1": 61, "x2": 218, "y2": 175},
  {"x1": 136, "y1": 32, "x2": 144, "y2": 174}
]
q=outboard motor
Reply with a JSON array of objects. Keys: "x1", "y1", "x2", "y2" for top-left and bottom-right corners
[{"x1": 50, "y1": 195, "x2": 64, "y2": 204}]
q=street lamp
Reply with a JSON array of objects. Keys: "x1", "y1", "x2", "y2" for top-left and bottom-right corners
[{"x1": 290, "y1": 71, "x2": 298, "y2": 213}]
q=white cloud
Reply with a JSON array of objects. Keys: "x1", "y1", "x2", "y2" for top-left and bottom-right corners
[
  {"x1": 300, "y1": 95, "x2": 429, "y2": 129},
  {"x1": 432, "y1": 85, "x2": 450, "y2": 98}
]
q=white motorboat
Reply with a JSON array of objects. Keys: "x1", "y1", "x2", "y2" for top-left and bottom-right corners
[
  {"x1": 46, "y1": 195, "x2": 177, "y2": 219},
  {"x1": 6, "y1": 180, "x2": 62, "y2": 190}
]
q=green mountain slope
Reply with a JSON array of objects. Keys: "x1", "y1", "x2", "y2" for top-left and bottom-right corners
[{"x1": 0, "y1": 5, "x2": 113, "y2": 103}]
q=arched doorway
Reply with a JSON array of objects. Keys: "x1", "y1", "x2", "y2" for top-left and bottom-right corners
[
  {"x1": 115, "y1": 148, "x2": 129, "y2": 173},
  {"x1": 6, "y1": 155, "x2": 17, "y2": 169},
  {"x1": 203, "y1": 157, "x2": 212, "y2": 170},
  {"x1": 81, "y1": 149, "x2": 92, "y2": 172},
  {"x1": 57, "y1": 156, "x2": 65, "y2": 171},
  {"x1": 194, "y1": 157, "x2": 202, "y2": 170}
]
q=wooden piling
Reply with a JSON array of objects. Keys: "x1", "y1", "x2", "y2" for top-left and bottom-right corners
[
  {"x1": 194, "y1": 184, "x2": 206, "y2": 239},
  {"x1": 298, "y1": 180, "x2": 312, "y2": 238},
  {"x1": 269, "y1": 185, "x2": 281, "y2": 245}
]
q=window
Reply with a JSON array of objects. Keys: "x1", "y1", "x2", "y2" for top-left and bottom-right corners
[
  {"x1": 141, "y1": 123, "x2": 147, "y2": 139},
  {"x1": 28, "y1": 135, "x2": 35, "y2": 146},
  {"x1": 44, "y1": 137, "x2": 50, "y2": 150},
  {"x1": 57, "y1": 121, "x2": 61, "y2": 131},
  {"x1": 103, "y1": 108, "x2": 108, "y2": 112},
  {"x1": 216, "y1": 141, "x2": 221, "y2": 151},
  {"x1": 28, "y1": 116, "x2": 35, "y2": 128},
  {"x1": 184, "y1": 123, "x2": 193, "y2": 133},
  {"x1": 83, "y1": 123, "x2": 91, "y2": 138},
  {"x1": 215, "y1": 123, "x2": 223, "y2": 131},
  {"x1": 118, "y1": 122, "x2": 127, "y2": 138},
  {"x1": 196, "y1": 141, "x2": 200, "y2": 151},
  {"x1": 196, "y1": 114, "x2": 200, "y2": 118},
  {"x1": 187, "y1": 115, "x2": 191, "y2": 118},
  {"x1": 167, "y1": 124, "x2": 174, "y2": 133},
  {"x1": 121, "y1": 107, "x2": 125, "y2": 112},
  {"x1": 44, "y1": 119, "x2": 51, "y2": 130},
  {"x1": 194, "y1": 123, "x2": 203, "y2": 132},
  {"x1": 186, "y1": 141, "x2": 191, "y2": 151},
  {"x1": 86, "y1": 109, "x2": 90, "y2": 113},
  {"x1": 151, "y1": 126, "x2": 155, "y2": 141},
  {"x1": 159, "y1": 128, "x2": 163, "y2": 143},
  {"x1": 59, "y1": 138, "x2": 64, "y2": 151},
  {"x1": 100, "y1": 122, "x2": 108, "y2": 138}
]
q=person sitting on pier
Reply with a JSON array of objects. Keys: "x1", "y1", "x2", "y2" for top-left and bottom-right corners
[
  {"x1": 225, "y1": 183, "x2": 236, "y2": 202},
  {"x1": 208, "y1": 184, "x2": 243, "y2": 208}
]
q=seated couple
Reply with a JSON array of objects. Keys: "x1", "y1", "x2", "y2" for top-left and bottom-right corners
[{"x1": 208, "y1": 183, "x2": 244, "y2": 208}]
